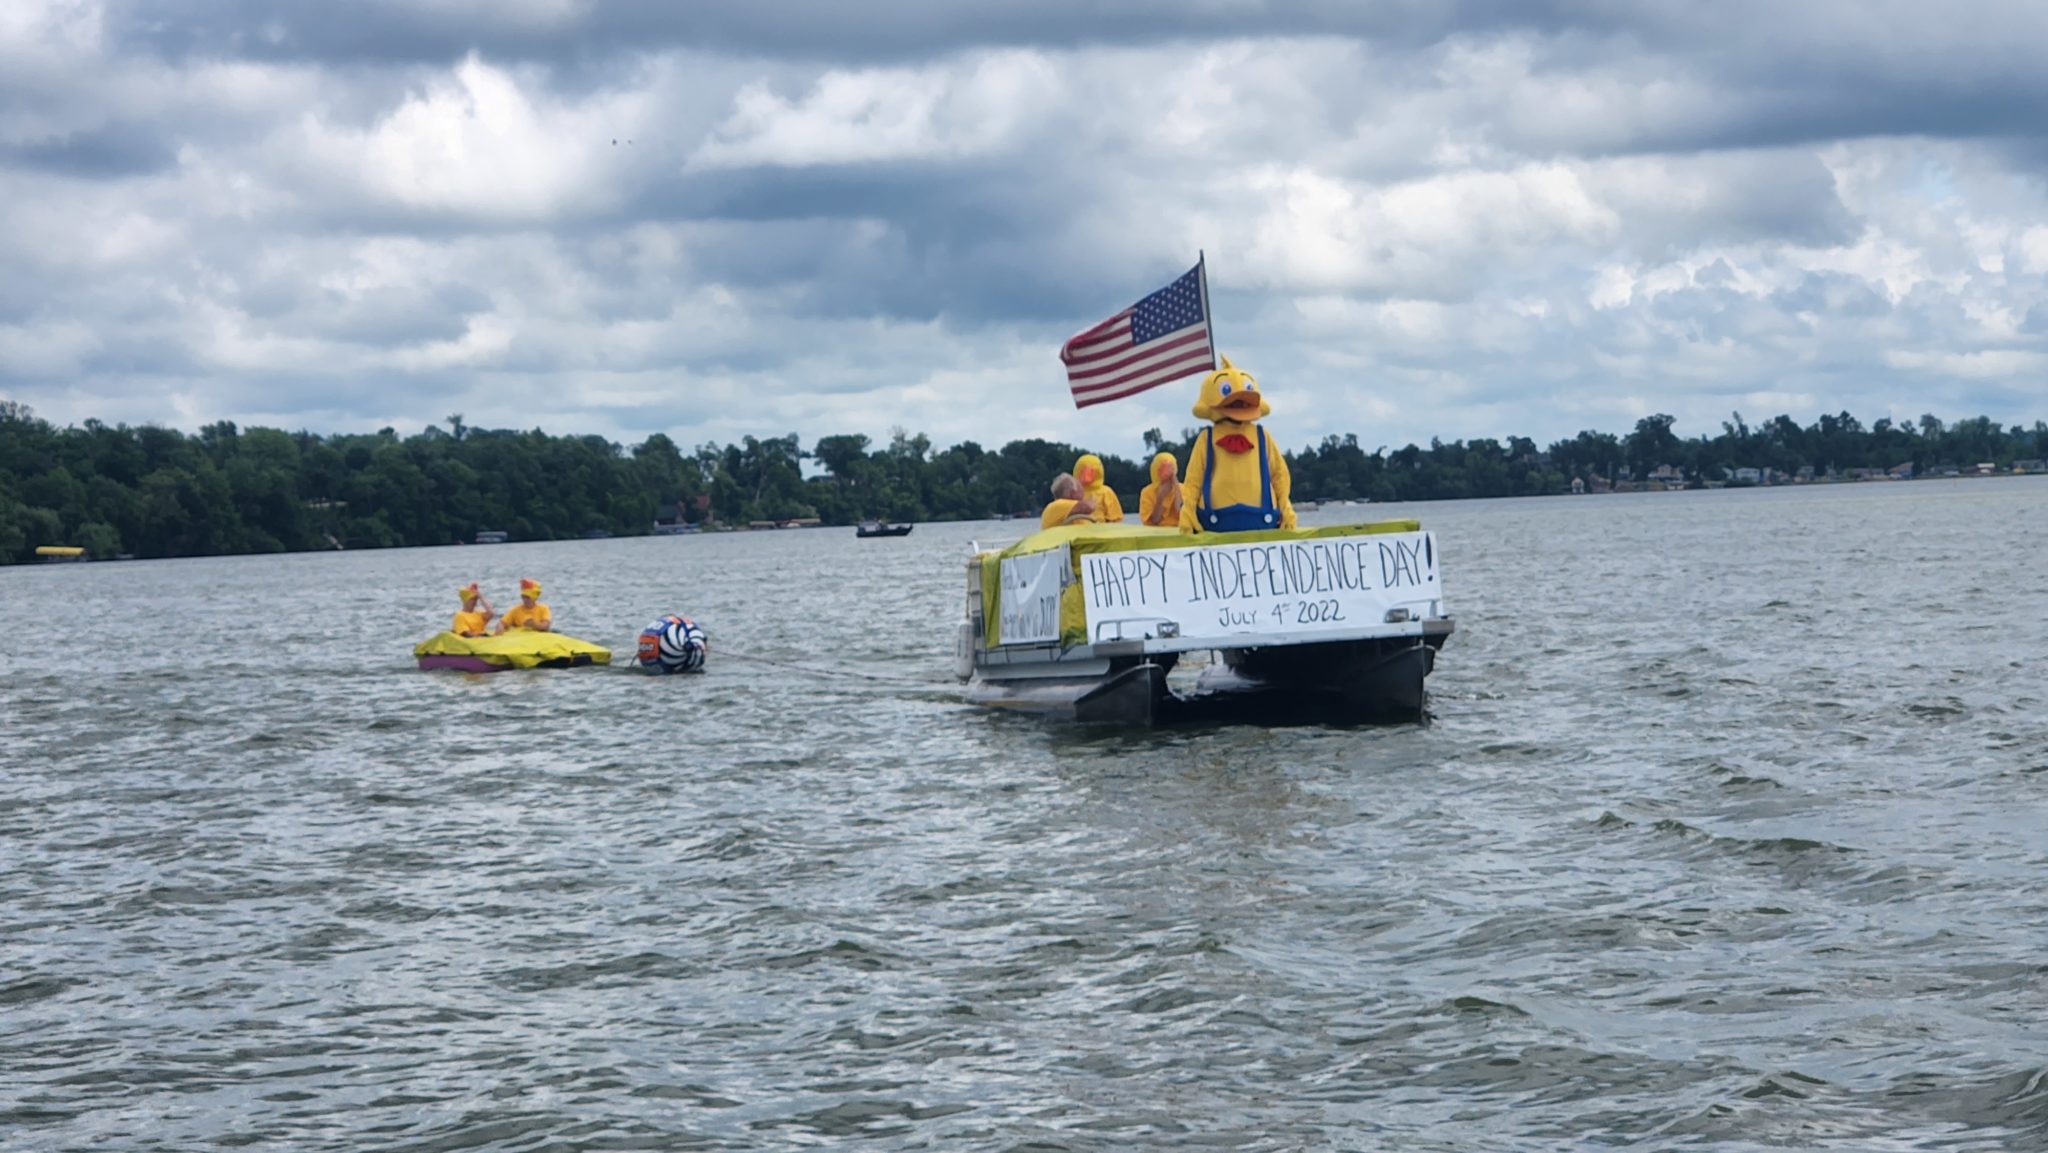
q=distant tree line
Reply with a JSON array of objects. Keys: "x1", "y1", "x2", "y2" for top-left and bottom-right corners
[
  {"x1": 1282, "y1": 411, "x2": 2048, "y2": 502},
  {"x1": 0, "y1": 399, "x2": 2041, "y2": 564}
]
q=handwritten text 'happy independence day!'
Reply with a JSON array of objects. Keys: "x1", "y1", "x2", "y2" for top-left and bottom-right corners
[{"x1": 1085, "y1": 536, "x2": 1435, "y2": 609}]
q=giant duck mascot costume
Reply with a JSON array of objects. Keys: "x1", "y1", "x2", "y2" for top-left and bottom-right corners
[{"x1": 1180, "y1": 356, "x2": 1296, "y2": 533}]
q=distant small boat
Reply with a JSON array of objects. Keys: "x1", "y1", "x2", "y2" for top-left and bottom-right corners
[
  {"x1": 475, "y1": 530, "x2": 509, "y2": 544},
  {"x1": 857, "y1": 521, "x2": 914, "y2": 538},
  {"x1": 36, "y1": 546, "x2": 86, "y2": 563}
]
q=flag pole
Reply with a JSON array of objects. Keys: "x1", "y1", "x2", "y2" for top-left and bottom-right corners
[{"x1": 1197, "y1": 250, "x2": 1217, "y2": 369}]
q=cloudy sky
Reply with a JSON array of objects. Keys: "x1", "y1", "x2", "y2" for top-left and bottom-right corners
[{"x1": 5, "y1": 1, "x2": 2048, "y2": 457}]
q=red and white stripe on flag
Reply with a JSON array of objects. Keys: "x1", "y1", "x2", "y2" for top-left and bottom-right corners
[{"x1": 1059, "y1": 262, "x2": 1215, "y2": 409}]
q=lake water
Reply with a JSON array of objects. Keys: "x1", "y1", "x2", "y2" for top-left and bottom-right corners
[{"x1": 3, "y1": 478, "x2": 2045, "y2": 1151}]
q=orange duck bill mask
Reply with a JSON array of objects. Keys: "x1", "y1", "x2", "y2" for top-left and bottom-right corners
[{"x1": 1192, "y1": 357, "x2": 1271, "y2": 453}]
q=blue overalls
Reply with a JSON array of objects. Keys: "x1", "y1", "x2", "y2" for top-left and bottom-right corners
[{"x1": 1198, "y1": 425, "x2": 1278, "y2": 532}]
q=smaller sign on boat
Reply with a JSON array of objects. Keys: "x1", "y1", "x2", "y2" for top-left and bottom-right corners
[{"x1": 998, "y1": 546, "x2": 1067, "y2": 645}]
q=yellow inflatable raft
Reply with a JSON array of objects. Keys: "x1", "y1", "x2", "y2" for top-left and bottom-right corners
[{"x1": 413, "y1": 631, "x2": 612, "y2": 672}]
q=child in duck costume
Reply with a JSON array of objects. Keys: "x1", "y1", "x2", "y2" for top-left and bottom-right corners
[
  {"x1": 1137, "y1": 452, "x2": 1185, "y2": 527},
  {"x1": 1072, "y1": 453, "x2": 1124, "y2": 522},
  {"x1": 1179, "y1": 357, "x2": 1296, "y2": 533}
]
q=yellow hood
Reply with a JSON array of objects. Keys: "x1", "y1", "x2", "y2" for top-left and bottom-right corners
[
  {"x1": 1149, "y1": 451, "x2": 1178, "y2": 485},
  {"x1": 1074, "y1": 453, "x2": 1107, "y2": 488},
  {"x1": 1192, "y1": 356, "x2": 1270, "y2": 423}
]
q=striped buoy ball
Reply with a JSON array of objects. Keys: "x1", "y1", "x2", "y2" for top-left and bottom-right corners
[{"x1": 637, "y1": 615, "x2": 706, "y2": 673}]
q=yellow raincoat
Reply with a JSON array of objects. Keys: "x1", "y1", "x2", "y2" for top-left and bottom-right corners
[
  {"x1": 1137, "y1": 451, "x2": 1184, "y2": 527},
  {"x1": 1073, "y1": 453, "x2": 1124, "y2": 522}
]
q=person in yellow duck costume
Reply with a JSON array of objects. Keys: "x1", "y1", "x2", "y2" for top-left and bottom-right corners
[
  {"x1": 452, "y1": 583, "x2": 496, "y2": 637},
  {"x1": 1071, "y1": 453, "x2": 1124, "y2": 522},
  {"x1": 1179, "y1": 357, "x2": 1296, "y2": 533},
  {"x1": 495, "y1": 578, "x2": 554, "y2": 633},
  {"x1": 1137, "y1": 451, "x2": 1184, "y2": 526}
]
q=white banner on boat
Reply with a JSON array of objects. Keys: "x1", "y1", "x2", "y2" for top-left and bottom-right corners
[
  {"x1": 1079, "y1": 531, "x2": 1441, "y2": 643},
  {"x1": 998, "y1": 545, "x2": 1068, "y2": 645}
]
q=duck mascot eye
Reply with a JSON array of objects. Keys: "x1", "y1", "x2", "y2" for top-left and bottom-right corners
[{"x1": 1179, "y1": 356, "x2": 1296, "y2": 533}]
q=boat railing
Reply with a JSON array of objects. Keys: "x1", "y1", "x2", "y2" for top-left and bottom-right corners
[{"x1": 1094, "y1": 617, "x2": 1179, "y2": 643}]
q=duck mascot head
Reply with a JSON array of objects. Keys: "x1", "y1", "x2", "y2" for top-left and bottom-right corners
[{"x1": 1180, "y1": 356, "x2": 1296, "y2": 533}]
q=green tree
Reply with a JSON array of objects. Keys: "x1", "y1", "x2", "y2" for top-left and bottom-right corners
[{"x1": 1625, "y1": 414, "x2": 1681, "y2": 478}]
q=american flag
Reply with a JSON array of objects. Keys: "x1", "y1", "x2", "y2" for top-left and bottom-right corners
[{"x1": 1060, "y1": 260, "x2": 1216, "y2": 409}]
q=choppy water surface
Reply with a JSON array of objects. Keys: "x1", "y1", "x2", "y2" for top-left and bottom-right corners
[{"x1": 4, "y1": 478, "x2": 2046, "y2": 1151}]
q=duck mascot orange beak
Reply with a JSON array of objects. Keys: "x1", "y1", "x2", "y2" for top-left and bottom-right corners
[{"x1": 1179, "y1": 356, "x2": 1296, "y2": 533}]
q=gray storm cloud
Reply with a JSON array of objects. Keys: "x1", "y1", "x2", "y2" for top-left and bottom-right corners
[{"x1": 2, "y1": 0, "x2": 2045, "y2": 452}]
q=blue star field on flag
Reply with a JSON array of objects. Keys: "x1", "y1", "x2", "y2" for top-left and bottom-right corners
[{"x1": 1130, "y1": 265, "x2": 1205, "y2": 343}]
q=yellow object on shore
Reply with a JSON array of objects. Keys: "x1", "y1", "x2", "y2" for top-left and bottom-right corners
[
  {"x1": 36, "y1": 546, "x2": 85, "y2": 558},
  {"x1": 413, "y1": 630, "x2": 611, "y2": 670}
]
